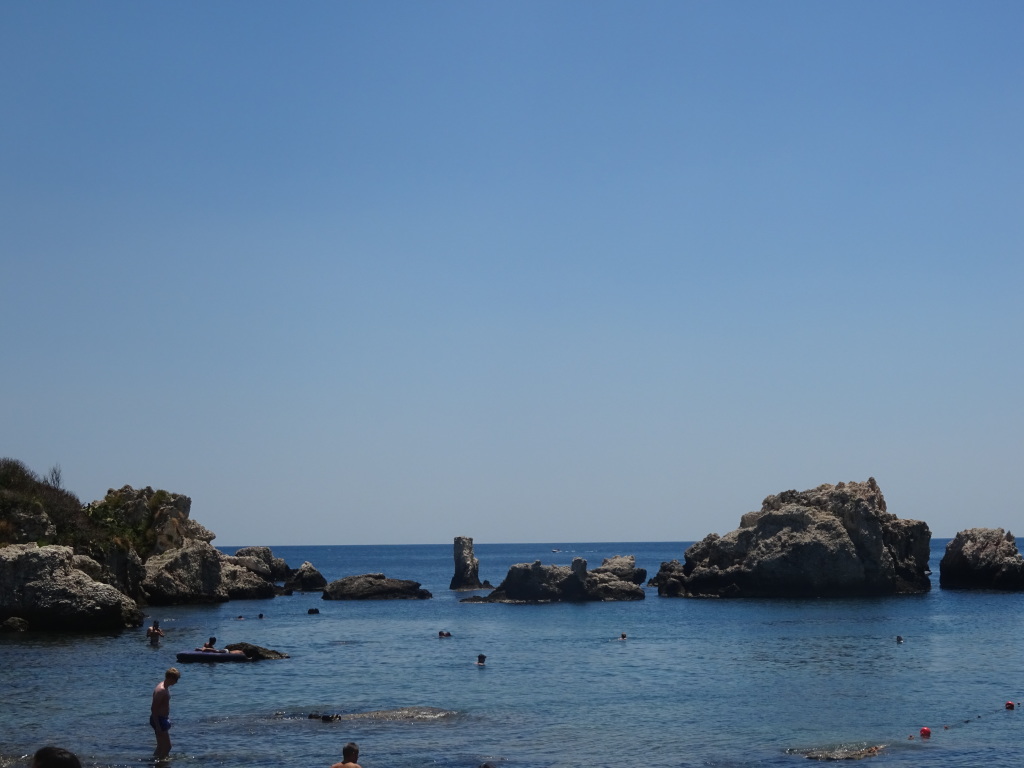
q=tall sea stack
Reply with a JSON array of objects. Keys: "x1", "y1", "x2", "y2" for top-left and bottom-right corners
[{"x1": 449, "y1": 536, "x2": 490, "y2": 590}]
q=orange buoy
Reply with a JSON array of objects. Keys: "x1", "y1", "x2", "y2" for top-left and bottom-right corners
[{"x1": 920, "y1": 727, "x2": 931, "y2": 738}]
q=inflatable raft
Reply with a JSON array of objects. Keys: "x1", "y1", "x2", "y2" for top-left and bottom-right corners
[{"x1": 175, "y1": 650, "x2": 249, "y2": 663}]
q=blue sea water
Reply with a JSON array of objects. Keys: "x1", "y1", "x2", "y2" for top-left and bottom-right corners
[{"x1": 2, "y1": 540, "x2": 1023, "y2": 768}]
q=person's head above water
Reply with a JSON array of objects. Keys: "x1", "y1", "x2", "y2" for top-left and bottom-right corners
[{"x1": 343, "y1": 742, "x2": 359, "y2": 762}]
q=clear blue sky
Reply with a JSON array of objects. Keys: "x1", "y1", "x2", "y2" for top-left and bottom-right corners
[{"x1": 2, "y1": 1, "x2": 1021, "y2": 546}]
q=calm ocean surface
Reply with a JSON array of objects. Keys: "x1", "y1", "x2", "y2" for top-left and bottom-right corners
[{"x1": 2, "y1": 540, "x2": 1023, "y2": 768}]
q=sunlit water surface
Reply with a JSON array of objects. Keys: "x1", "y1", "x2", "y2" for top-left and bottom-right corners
[{"x1": 2, "y1": 540, "x2": 1023, "y2": 768}]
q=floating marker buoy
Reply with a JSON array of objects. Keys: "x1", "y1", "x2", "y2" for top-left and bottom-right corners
[
  {"x1": 920, "y1": 727, "x2": 931, "y2": 739},
  {"x1": 1006, "y1": 701, "x2": 1015, "y2": 710}
]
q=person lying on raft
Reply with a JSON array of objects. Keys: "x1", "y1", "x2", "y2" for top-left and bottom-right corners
[{"x1": 194, "y1": 636, "x2": 244, "y2": 654}]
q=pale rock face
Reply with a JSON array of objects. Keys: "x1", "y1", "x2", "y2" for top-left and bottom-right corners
[
  {"x1": 940, "y1": 528, "x2": 1024, "y2": 590},
  {"x1": 653, "y1": 478, "x2": 931, "y2": 598},
  {"x1": 142, "y1": 539, "x2": 277, "y2": 604},
  {"x1": 0, "y1": 543, "x2": 142, "y2": 630},
  {"x1": 234, "y1": 546, "x2": 292, "y2": 581}
]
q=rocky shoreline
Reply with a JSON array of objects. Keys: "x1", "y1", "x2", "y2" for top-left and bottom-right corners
[{"x1": 3, "y1": 457, "x2": 1022, "y2": 632}]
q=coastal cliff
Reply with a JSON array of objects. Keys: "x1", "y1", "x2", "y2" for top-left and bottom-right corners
[{"x1": 0, "y1": 458, "x2": 292, "y2": 629}]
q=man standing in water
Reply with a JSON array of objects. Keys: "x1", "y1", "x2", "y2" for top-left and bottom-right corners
[
  {"x1": 150, "y1": 667, "x2": 180, "y2": 758},
  {"x1": 146, "y1": 620, "x2": 164, "y2": 645}
]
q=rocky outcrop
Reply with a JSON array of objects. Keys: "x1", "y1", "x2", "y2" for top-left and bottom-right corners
[
  {"x1": 592, "y1": 555, "x2": 647, "y2": 585},
  {"x1": 143, "y1": 539, "x2": 276, "y2": 604},
  {"x1": 283, "y1": 561, "x2": 327, "y2": 592},
  {"x1": 463, "y1": 557, "x2": 645, "y2": 603},
  {"x1": 1, "y1": 616, "x2": 29, "y2": 631},
  {"x1": 322, "y1": 573, "x2": 432, "y2": 600},
  {"x1": 1, "y1": 460, "x2": 297, "y2": 626},
  {"x1": 449, "y1": 536, "x2": 492, "y2": 590},
  {"x1": 939, "y1": 528, "x2": 1024, "y2": 590},
  {"x1": 233, "y1": 546, "x2": 293, "y2": 581},
  {"x1": 653, "y1": 478, "x2": 931, "y2": 598},
  {"x1": 224, "y1": 641, "x2": 290, "y2": 660},
  {"x1": 0, "y1": 543, "x2": 143, "y2": 630}
]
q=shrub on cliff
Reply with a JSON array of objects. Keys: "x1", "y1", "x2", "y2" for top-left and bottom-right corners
[{"x1": 0, "y1": 458, "x2": 96, "y2": 548}]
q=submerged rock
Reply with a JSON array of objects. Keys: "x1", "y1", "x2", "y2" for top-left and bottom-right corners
[
  {"x1": 314, "y1": 706, "x2": 458, "y2": 722},
  {"x1": 790, "y1": 744, "x2": 886, "y2": 760},
  {"x1": 322, "y1": 573, "x2": 432, "y2": 600},
  {"x1": 653, "y1": 478, "x2": 930, "y2": 598},
  {"x1": 939, "y1": 528, "x2": 1024, "y2": 590},
  {"x1": 463, "y1": 556, "x2": 644, "y2": 603}
]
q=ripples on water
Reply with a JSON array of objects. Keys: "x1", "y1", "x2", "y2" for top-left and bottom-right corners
[{"x1": 1, "y1": 541, "x2": 1023, "y2": 767}]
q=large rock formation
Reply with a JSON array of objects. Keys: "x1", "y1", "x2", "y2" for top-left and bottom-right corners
[
  {"x1": 463, "y1": 557, "x2": 645, "y2": 603},
  {"x1": 939, "y1": 528, "x2": 1024, "y2": 590},
  {"x1": 234, "y1": 546, "x2": 293, "y2": 581},
  {"x1": 449, "y1": 536, "x2": 492, "y2": 590},
  {"x1": 143, "y1": 539, "x2": 276, "y2": 604},
  {"x1": 0, "y1": 543, "x2": 143, "y2": 630},
  {"x1": 283, "y1": 561, "x2": 328, "y2": 592},
  {"x1": 322, "y1": 573, "x2": 432, "y2": 600},
  {"x1": 652, "y1": 478, "x2": 930, "y2": 598},
  {"x1": 0, "y1": 459, "x2": 303, "y2": 628}
]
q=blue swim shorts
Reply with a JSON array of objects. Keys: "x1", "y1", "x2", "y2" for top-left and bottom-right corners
[{"x1": 150, "y1": 714, "x2": 171, "y2": 732}]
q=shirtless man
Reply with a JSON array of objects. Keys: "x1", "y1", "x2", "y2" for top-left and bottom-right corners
[
  {"x1": 150, "y1": 667, "x2": 180, "y2": 758},
  {"x1": 330, "y1": 741, "x2": 362, "y2": 768},
  {"x1": 146, "y1": 620, "x2": 164, "y2": 645}
]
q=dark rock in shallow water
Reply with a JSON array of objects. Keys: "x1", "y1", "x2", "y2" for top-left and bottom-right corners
[
  {"x1": 0, "y1": 616, "x2": 29, "y2": 632},
  {"x1": 653, "y1": 478, "x2": 930, "y2": 598},
  {"x1": 322, "y1": 573, "x2": 432, "y2": 600},
  {"x1": 939, "y1": 528, "x2": 1024, "y2": 590},
  {"x1": 790, "y1": 744, "x2": 886, "y2": 760},
  {"x1": 283, "y1": 561, "x2": 327, "y2": 592},
  {"x1": 463, "y1": 557, "x2": 644, "y2": 603},
  {"x1": 224, "y1": 642, "x2": 289, "y2": 660},
  {"x1": 449, "y1": 536, "x2": 492, "y2": 590}
]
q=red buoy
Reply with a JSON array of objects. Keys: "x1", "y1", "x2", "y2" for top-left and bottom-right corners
[
  {"x1": 920, "y1": 727, "x2": 931, "y2": 739},
  {"x1": 1006, "y1": 701, "x2": 1015, "y2": 710}
]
